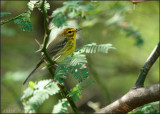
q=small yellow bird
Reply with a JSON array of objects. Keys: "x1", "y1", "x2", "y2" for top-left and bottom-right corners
[{"x1": 23, "y1": 28, "x2": 82, "y2": 85}]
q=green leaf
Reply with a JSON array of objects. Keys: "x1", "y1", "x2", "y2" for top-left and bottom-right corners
[
  {"x1": 0, "y1": 12, "x2": 11, "y2": 18},
  {"x1": 71, "y1": 64, "x2": 89, "y2": 83},
  {"x1": 27, "y1": 1, "x2": 37, "y2": 11},
  {"x1": 70, "y1": 53, "x2": 87, "y2": 66},
  {"x1": 21, "y1": 79, "x2": 60, "y2": 113},
  {"x1": 29, "y1": 81, "x2": 36, "y2": 89},
  {"x1": 52, "y1": 13, "x2": 67, "y2": 28},
  {"x1": 129, "y1": 101, "x2": 160, "y2": 114},
  {"x1": 55, "y1": 43, "x2": 115, "y2": 84},
  {"x1": 44, "y1": 1, "x2": 50, "y2": 11},
  {"x1": 68, "y1": 80, "x2": 95, "y2": 102},
  {"x1": 69, "y1": 84, "x2": 82, "y2": 102},
  {"x1": 52, "y1": 98, "x2": 69, "y2": 113},
  {"x1": 14, "y1": 14, "x2": 32, "y2": 32},
  {"x1": 51, "y1": 1, "x2": 94, "y2": 27},
  {"x1": 77, "y1": 43, "x2": 116, "y2": 54}
]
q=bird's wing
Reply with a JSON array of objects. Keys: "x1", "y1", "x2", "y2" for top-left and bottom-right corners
[{"x1": 47, "y1": 37, "x2": 68, "y2": 56}]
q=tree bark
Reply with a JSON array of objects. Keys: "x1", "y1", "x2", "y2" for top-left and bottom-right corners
[
  {"x1": 97, "y1": 84, "x2": 159, "y2": 113},
  {"x1": 133, "y1": 42, "x2": 160, "y2": 88}
]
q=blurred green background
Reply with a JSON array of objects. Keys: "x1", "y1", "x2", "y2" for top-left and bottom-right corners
[{"x1": 1, "y1": 1, "x2": 159, "y2": 113}]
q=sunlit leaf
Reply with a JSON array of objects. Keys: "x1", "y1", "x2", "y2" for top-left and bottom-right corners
[
  {"x1": 52, "y1": 98, "x2": 69, "y2": 113},
  {"x1": 21, "y1": 79, "x2": 60, "y2": 113}
]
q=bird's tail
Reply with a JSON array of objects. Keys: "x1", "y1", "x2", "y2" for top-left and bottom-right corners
[{"x1": 23, "y1": 58, "x2": 44, "y2": 85}]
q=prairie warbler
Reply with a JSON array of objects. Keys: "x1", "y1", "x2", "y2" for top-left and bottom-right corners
[{"x1": 23, "y1": 28, "x2": 82, "y2": 84}]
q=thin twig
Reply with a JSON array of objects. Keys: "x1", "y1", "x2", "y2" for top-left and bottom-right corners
[
  {"x1": 133, "y1": 42, "x2": 160, "y2": 88},
  {"x1": 1, "y1": 13, "x2": 23, "y2": 25}
]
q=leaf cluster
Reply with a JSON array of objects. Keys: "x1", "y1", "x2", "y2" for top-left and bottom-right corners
[
  {"x1": 21, "y1": 80, "x2": 60, "y2": 113},
  {"x1": 14, "y1": 11, "x2": 32, "y2": 32},
  {"x1": 51, "y1": 1, "x2": 94, "y2": 27},
  {"x1": 55, "y1": 43, "x2": 115, "y2": 84},
  {"x1": 21, "y1": 43, "x2": 115, "y2": 113},
  {"x1": 82, "y1": 3, "x2": 144, "y2": 46},
  {"x1": 17, "y1": 1, "x2": 116, "y2": 113},
  {"x1": 52, "y1": 98, "x2": 69, "y2": 113}
]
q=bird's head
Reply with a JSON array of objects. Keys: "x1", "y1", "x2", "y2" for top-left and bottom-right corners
[{"x1": 61, "y1": 28, "x2": 82, "y2": 38}]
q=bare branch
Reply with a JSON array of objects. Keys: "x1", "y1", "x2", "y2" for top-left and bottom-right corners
[
  {"x1": 97, "y1": 84, "x2": 159, "y2": 113},
  {"x1": 133, "y1": 42, "x2": 160, "y2": 88}
]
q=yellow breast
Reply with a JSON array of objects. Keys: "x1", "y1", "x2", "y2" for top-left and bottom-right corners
[{"x1": 55, "y1": 38, "x2": 76, "y2": 64}]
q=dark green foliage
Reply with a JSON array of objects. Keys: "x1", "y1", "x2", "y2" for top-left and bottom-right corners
[
  {"x1": 71, "y1": 64, "x2": 89, "y2": 83},
  {"x1": 130, "y1": 101, "x2": 159, "y2": 114},
  {"x1": 21, "y1": 80, "x2": 60, "y2": 113},
  {"x1": 54, "y1": 55, "x2": 89, "y2": 84},
  {"x1": 51, "y1": 1, "x2": 94, "y2": 27},
  {"x1": 14, "y1": 18, "x2": 32, "y2": 32},
  {"x1": 55, "y1": 43, "x2": 115, "y2": 84},
  {"x1": 14, "y1": 12, "x2": 32, "y2": 32},
  {"x1": 52, "y1": 13, "x2": 67, "y2": 28},
  {"x1": 0, "y1": 12, "x2": 11, "y2": 18}
]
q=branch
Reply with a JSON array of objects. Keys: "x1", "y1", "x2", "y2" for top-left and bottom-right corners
[
  {"x1": 133, "y1": 42, "x2": 160, "y2": 88},
  {"x1": 1, "y1": 13, "x2": 24, "y2": 25},
  {"x1": 57, "y1": 83, "x2": 80, "y2": 113},
  {"x1": 40, "y1": 0, "x2": 55, "y2": 65},
  {"x1": 97, "y1": 84, "x2": 159, "y2": 113},
  {"x1": 40, "y1": 0, "x2": 79, "y2": 113}
]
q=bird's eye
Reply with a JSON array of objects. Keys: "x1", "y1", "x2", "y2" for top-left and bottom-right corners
[{"x1": 68, "y1": 31, "x2": 72, "y2": 33}]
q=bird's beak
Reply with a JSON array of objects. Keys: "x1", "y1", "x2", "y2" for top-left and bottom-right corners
[{"x1": 75, "y1": 28, "x2": 82, "y2": 32}]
